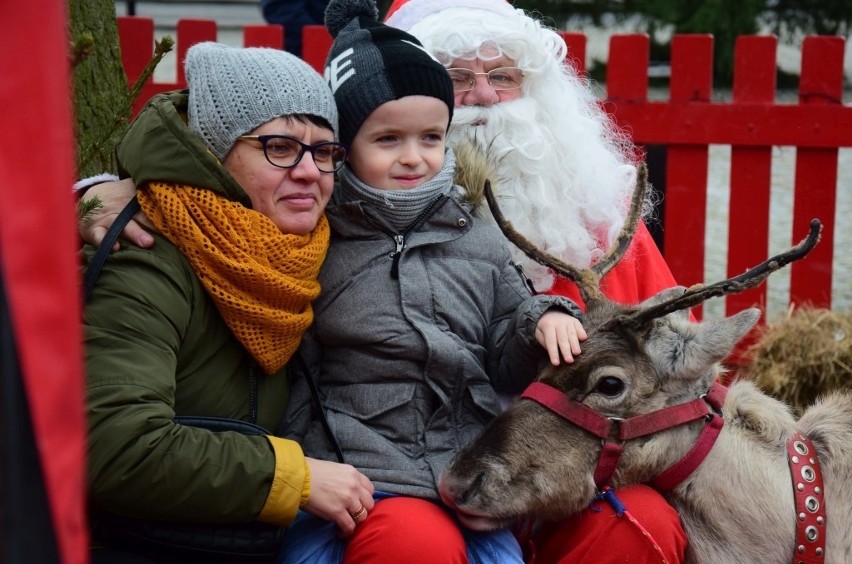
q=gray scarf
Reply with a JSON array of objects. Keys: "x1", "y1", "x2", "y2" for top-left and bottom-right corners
[{"x1": 338, "y1": 149, "x2": 456, "y2": 232}]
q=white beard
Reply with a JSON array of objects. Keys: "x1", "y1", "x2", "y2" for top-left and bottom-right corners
[{"x1": 448, "y1": 97, "x2": 639, "y2": 292}]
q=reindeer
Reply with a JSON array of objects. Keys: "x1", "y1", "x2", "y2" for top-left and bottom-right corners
[{"x1": 438, "y1": 165, "x2": 851, "y2": 563}]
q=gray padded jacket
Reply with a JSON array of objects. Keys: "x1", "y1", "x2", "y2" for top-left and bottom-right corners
[{"x1": 282, "y1": 192, "x2": 581, "y2": 499}]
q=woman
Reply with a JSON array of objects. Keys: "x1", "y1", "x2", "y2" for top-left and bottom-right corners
[{"x1": 83, "y1": 42, "x2": 374, "y2": 563}]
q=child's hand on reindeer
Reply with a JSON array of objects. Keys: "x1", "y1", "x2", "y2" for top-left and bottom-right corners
[{"x1": 535, "y1": 310, "x2": 587, "y2": 365}]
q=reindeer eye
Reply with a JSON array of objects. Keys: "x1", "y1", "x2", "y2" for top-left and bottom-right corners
[{"x1": 593, "y1": 376, "x2": 625, "y2": 397}]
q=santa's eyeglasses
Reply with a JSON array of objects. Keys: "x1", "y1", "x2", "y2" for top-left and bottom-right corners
[{"x1": 446, "y1": 67, "x2": 525, "y2": 92}]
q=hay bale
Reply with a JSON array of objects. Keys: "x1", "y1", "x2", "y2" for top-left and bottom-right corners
[{"x1": 741, "y1": 307, "x2": 852, "y2": 415}]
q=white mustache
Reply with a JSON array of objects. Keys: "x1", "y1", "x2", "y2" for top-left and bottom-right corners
[
  {"x1": 449, "y1": 98, "x2": 549, "y2": 164},
  {"x1": 451, "y1": 105, "x2": 492, "y2": 127},
  {"x1": 450, "y1": 97, "x2": 536, "y2": 127}
]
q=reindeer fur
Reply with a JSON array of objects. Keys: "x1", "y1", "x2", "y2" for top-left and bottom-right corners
[{"x1": 439, "y1": 303, "x2": 852, "y2": 563}]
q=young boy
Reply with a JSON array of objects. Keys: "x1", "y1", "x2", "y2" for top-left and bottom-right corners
[{"x1": 279, "y1": 0, "x2": 586, "y2": 562}]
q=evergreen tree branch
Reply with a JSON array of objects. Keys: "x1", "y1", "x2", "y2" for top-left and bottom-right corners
[
  {"x1": 78, "y1": 35, "x2": 175, "y2": 171},
  {"x1": 77, "y1": 196, "x2": 103, "y2": 225}
]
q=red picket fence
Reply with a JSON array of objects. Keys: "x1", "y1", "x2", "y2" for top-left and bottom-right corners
[{"x1": 117, "y1": 17, "x2": 851, "y2": 323}]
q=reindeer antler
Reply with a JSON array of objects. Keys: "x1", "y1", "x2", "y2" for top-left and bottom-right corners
[
  {"x1": 485, "y1": 161, "x2": 822, "y2": 329},
  {"x1": 484, "y1": 163, "x2": 649, "y2": 303},
  {"x1": 591, "y1": 164, "x2": 649, "y2": 279},
  {"x1": 613, "y1": 219, "x2": 823, "y2": 330}
]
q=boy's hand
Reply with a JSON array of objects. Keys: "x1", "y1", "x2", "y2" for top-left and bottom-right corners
[{"x1": 535, "y1": 310, "x2": 587, "y2": 365}]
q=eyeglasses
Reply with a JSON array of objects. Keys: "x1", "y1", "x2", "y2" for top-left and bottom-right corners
[
  {"x1": 446, "y1": 67, "x2": 525, "y2": 92},
  {"x1": 237, "y1": 135, "x2": 347, "y2": 173}
]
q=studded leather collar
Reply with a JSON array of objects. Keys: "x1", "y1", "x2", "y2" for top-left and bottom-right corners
[{"x1": 787, "y1": 432, "x2": 827, "y2": 563}]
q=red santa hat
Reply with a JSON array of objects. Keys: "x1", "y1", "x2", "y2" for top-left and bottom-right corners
[{"x1": 384, "y1": 0, "x2": 515, "y2": 31}]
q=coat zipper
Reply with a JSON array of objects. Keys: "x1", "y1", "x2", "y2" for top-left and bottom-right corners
[
  {"x1": 391, "y1": 235, "x2": 405, "y2": 278},
  {"x1": 364, "y1": 196, "x2": 444, "y2": 280},
  {"x1": 248, "y1": 364, "x2": 259, "y2": 424},
  {"x1": 514, "y1": 262, "x2": 539, "y2": 295}
]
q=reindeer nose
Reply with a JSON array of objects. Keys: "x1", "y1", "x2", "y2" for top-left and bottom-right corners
[
  {"x1": 455, "y1": 471, "x2": 486, "y2": 507},
  {"x1": 439, "y1": 468, "x2": 486, "y2": 509}
]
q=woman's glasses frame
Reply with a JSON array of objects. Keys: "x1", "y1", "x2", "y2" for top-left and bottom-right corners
[{"x1": 237, "y1": 135, "x2": 347, "y2": 173}]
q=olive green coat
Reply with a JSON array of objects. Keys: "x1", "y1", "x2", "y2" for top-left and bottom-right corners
[{"x1": 84, "y1": 91, "x2": 306, "y2": 525}]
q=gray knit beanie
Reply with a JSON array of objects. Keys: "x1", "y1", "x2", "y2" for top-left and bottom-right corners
[
  {"x1": 186, "y1": 42, "x2": 338, "y2": 160},
  {"x1": 324, "y1": 0, "x2": 454, "y2": 147}
]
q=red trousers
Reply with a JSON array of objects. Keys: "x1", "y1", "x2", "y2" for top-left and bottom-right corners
[
  {"x1": 345, "y1": 497, "x2": 467, "y2": 563},
  {"x1": 526, "y1": 486, "x2": 688, "y2": 563},
  {"x1": 344, "y1": 486, "x2": 687, "y2": 563}
]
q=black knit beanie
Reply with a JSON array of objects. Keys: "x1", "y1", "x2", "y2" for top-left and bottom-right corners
[{"x1": 324, "y1": 0, "x2": 455, "y2": 147}]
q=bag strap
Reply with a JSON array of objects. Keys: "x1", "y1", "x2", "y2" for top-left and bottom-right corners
[
  {"x1": 82, "y1": 196, "x2": 141, "y2": 305},
  {"x1": 82, "y1": 197, "x2": 345, "y2": 465},
  {"x1": 293, "y1": 353, "x2": 345, "y2": 464}
]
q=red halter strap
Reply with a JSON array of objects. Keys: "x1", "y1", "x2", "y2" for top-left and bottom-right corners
[
  {"x1": 520, "y1": 381, "x2": 728, "y2": 490},
  {"x1": 787, "y1": 432, "x2": 827, "y2": 563}
]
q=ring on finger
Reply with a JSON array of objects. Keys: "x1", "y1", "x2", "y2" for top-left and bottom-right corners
[{"x1": 350, "y1": 505, "x2": 367, "y2": 520}]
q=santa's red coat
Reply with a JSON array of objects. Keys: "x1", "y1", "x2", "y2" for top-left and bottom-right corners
[{"x1": 548, "y1": 222, "x2": 678, "y2": 308}]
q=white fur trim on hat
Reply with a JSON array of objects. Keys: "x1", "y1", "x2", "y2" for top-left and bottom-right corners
[{"x1": 385, "y1": 0, "x2": 515, "y2": 32}]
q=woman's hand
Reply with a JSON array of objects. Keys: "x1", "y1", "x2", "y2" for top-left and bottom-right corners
[
  {"x1": 535, "y1": 310, "x2": 587, "y2": 365},
  {"x1": 79, "y1": 178, "x2": 153, "y2": 250},
  {"x1": 304, "y1": 458, "x2": 375, "y2": 537}
]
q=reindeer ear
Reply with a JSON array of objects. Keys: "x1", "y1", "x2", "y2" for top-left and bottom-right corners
[{"x1": 646, "y1": 307, "x2": 762, "y2": 381}]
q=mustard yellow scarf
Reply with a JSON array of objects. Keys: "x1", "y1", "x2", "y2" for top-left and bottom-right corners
[{"x1": 137, "y1": 183, "x2": 329, "y2": 374}]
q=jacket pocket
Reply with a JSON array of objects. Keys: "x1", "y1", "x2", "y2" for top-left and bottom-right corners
[
  {"x1": 323, "y1": 382, "x2": 421, "y2": 454},
  {"x1": 453, "y1": 382, "x2": 503, "y2": 448},
  {"x1": 466, "y1": 383, "x2": 502, "y2": 423}
]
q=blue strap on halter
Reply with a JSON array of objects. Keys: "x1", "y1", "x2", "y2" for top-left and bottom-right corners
[{"x1": 592, "y1": 486, "x2": 626, "y2": 517}]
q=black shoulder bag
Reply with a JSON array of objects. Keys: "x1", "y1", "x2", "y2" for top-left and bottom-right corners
[{"x1": 84, "y1": 198, "x2": 285, "y2": 564}]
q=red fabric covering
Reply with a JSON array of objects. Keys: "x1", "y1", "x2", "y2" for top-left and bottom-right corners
[
  {"x1": 345, "y1": 497, "x2": 467, "y2": 563},
  {"x1": 345, "y1": 489, "x2": 686, "y2": 564},
  {"x1": 529, "y1": 486, "x2": 688, "y2": 564},
  {"x1": 548, "y1": 222, "x2": 678, "y2": 309},
  {"x1": 0, "y1": 3, "x2": 89, "y2": 563}
]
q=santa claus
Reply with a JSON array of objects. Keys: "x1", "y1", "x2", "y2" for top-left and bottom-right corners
[
  {"x1": 386, "y1": 0, "x2": 678, "y2": 309},
  {"x1": 377, "y1": 2, "x2": 689, "y2": 563}
]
